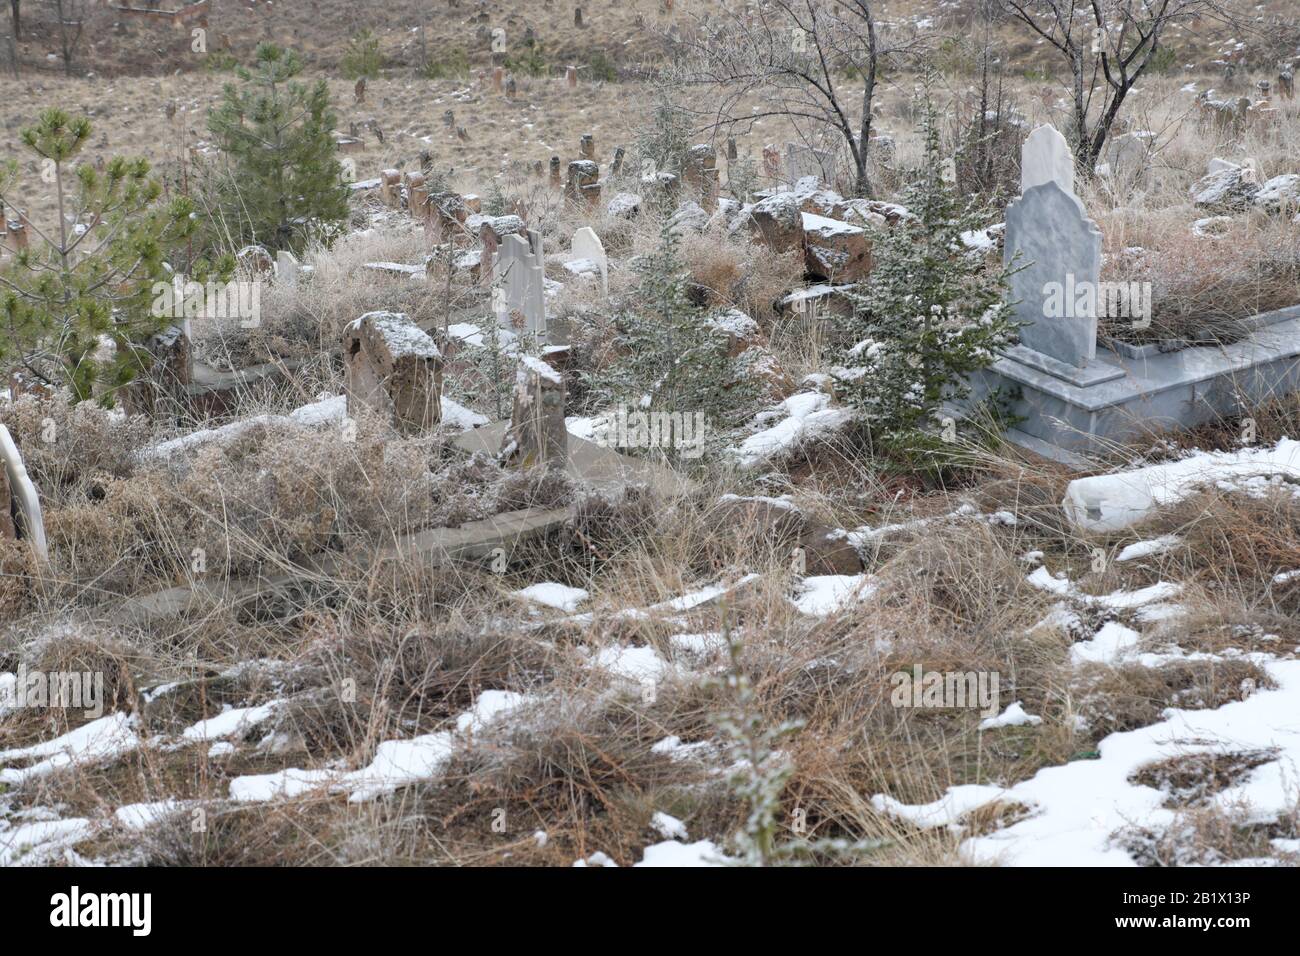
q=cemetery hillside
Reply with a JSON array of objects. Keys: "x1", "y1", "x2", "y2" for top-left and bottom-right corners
[{"x1": 6, "y1": 0, "x2": 1300, "y2": 881}]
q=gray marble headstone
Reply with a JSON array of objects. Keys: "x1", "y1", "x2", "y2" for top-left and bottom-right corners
[
  {"x1": 1020, "y1": 125, "x2": 1075, "y2": 196},
  {"x1": 276, "y1": 250, "x2": 299, "y2": 287},
  {"x1": 1004, "y1": 180, "x2": 1103, "y2": 369}
]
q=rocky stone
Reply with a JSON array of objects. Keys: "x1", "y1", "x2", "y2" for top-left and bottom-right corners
[
  {"x1": 801, "y1": 212, "x2": 872, "y2": 282},
  {"x1": 1190, "y1": 164, "x2": 1260, "y2": 211}
]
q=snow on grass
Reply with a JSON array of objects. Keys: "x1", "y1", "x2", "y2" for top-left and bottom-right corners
[
  {"x1": 1026, "y1": 565, "x2": 1182, "y2": 610},
  {"x1": 873, "y1": 658, "x2": 1300, "y2": 865},
  {"x1": 650, "y1": 811, "x2": 689, "y2": 841},
  {"x1": 0, "y1": 714, "x2": 140, "y2": 786},
  {"x1": 1116, "y1": 535, "x2": 1181, "y2": 562},
  {"x1": 0, "y1": 817, "x2": 96, "y2": 866},
  {"x1": 979, "y1": 702, "x2": 1043, "y2": 730},
  {"x1": 1063, "y1": 438, "x2": 1300, "y2": 531},
  {"x1": 733, "y1": 392, "x2": 853, "y2": 469},
  {"x1": 180, "y1": 702, "x2": 279, "y2": 742},
  {"x1": 634, "y1": 839, "x2": 729, "y2": 867},
  {"x1": 113, "y1": 800, "x2": 190, "y2": 831},
  {"x1": 791, "y1": 574, "x2": 879, "y2": 617},
  {"x1": 1070, "y1": 621, "x2": 1143, "y2": 666},
  {"x1": 589, "y1": 645, "x2": 672, "y2": 683},
  {"x1": 870, "y1": 785, "x2": 1010, "y2": 829},
  {"x1": 228, "y1": 690, "x2": 532, "y2": 805},
  {"x1": 565, "y1": 574, "x2": 761, "y2": 626},
  {"x1": 667, "y1": 632, "x2": 728, "y2": 656},
  {"x1": 513, "y1": 582, "x2": 590, "y2": 613}
]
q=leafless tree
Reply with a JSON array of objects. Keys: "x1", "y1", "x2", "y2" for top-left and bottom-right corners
[
  {"x1": 3, "y1": 0, "x2": 18, "y2": 77},
  {"x1": 50, "y1": 0, "x2": 86, "y2": 78},
  {"x1": 671, "y1": 1, "x2": 927, "y2": 197},
  {"x1": 997, "y1": 0, "x2": 1237, "y2": 174}
]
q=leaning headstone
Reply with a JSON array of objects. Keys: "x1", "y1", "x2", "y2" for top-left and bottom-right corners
[
  {"x1": 570, "y1": 226, "x2": 608, "y2": 298},
  {"x1": 0, "y1": 424, "x2": 48, "y2": 562},
  {"x1": 501, "y1": 356, "x2": 567, "y2": 469},
  {"x1": 342, "y1": 311, "x2": 443, "y2": 435},
  {"x1": 1004, "y1": 179, "x2": 1103, "y2": 370},
  {"x1": 1020, "y1": 124, "x2": 1075, "y2": 196}
]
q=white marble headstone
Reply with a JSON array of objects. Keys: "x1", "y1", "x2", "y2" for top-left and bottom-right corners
[
  {"x1": 1020, "y1": 125, "x2": 1075, "y2": 196},
  {"x1": 570, "y1": 226, "x2": 608, "y2": 298}
]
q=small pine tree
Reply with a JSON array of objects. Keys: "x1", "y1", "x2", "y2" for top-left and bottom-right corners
[
  {"x1": 0, "y1": 110, "x2": 206, "y2": 403},
  {"x1": 340, "y1": 29, "x2": 383, "y2": 81},
  {"x1": 204, "y1": 44, "x2": 349, "y2": 254},
  {"x1": 838, "y1": 90, "x2": 1019, "y2": 461},
  {"x1": 585, "y1": 224, "x2": 756, "y2": 463}
]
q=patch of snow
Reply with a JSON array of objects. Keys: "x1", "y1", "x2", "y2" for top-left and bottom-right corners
[
  {"x1": 514, "y1": 582, "x2": 590, "y2": 613},
  {"x1": 980, "y1": 702, "x2": 1043, "y2": 730},
  {"x1": 791, "y1": 574, "x2": 879, "y2": 616}
]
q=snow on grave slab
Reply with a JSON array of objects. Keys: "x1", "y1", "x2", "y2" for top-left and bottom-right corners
[{"x1": 1063, "y1": 438, "x2": 1300, "y2": 532}]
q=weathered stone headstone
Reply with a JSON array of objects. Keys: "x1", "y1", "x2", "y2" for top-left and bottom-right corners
[
  {"x1": 342, "y1": 311, "x2": 443, "y2": 435},
  {"x1": 1103, "y1": 130, "x2": 1155, "y2": 188},
  {"x1": 570, "y1": 226, "x2": 608, "y2": 298},
  {"x1": 0, "y1": 424, "x2": 47, "y2": 562},
  {"x1": 565, "y1": 160, "x2": 601, "y2": 206},
  {"x1": 379, "y1": 168, "x2": 402, "y2": 206},
  {"x1": 786, "y1": 143, "x2": 830, "y2": 184},
  {"x1": 682, "y1": 144, "x2": 720, "y2": 211},
  {"x1": 1020, "y1": 124, "x2": 1075, "y2": 196},
  {"x1": 566, "y1": 65, "x2": 578, "y2": 89},
  {"x1": 1004, "y1": 180, "x2": 1103, "y2": 369},
  {"x1": 579, "y1": 133, "x2": 596, "y2": 159},
  {"x1": 276, "y1": 250, "x2": 300, "y2": 287},
  {"x1": 549, "y1": 155, "x2": 562, "y2": 186},
  {"x1": 501, "y1": 355, "x2": 567, "y2": 469}
]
